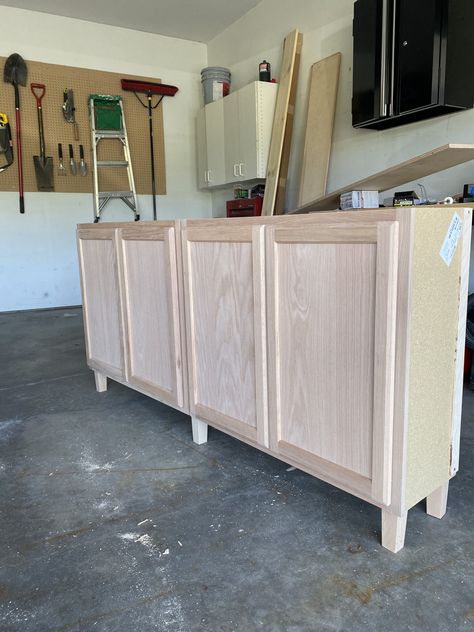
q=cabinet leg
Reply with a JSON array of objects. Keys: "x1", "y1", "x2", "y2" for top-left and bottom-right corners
[
  {"x1": 94, "y1": 371, "x2": 107, "y2": 393},
  {"x1": 426, "y1": 481, "x2": 449, "y2": 519},
  {"x1": 191, "y1": 416, "x2": 208, "y2": 445},
  {"x1": 381, "y1": 510, "x2": 407, "y2": 553}
]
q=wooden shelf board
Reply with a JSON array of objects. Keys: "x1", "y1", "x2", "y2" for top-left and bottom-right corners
[{"x1": 290, "y1": 144, "x2": 474, "y2": 214}]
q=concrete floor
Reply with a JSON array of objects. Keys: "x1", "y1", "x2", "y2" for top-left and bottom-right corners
[{"x1": 0, "y1": 307, "x2": 473, "y2": 632}]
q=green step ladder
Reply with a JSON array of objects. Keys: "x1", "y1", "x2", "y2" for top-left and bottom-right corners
[{"x1": 89, "y1": 95, "x2": 139, "y2": 223}]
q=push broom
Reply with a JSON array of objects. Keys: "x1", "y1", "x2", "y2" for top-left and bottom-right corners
[{"x1": 121, "y1": 79, "x2": 178, "y2": 221}]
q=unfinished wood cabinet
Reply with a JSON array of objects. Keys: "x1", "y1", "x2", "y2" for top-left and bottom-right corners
[
  {"x1": 77, "y1": 227, "x2": 126, "y2": 380},
  {"x1": 77, "y1": 220, "x2": 188, "y2": 414},
  {"x1": 182, "y1": 223, "x2": 268, "y2": 446},
  {"x1": 117, "y1": 224, "x2": 186, "y2": 410},
  {"x1": 77, "y1": 207, "x2": 471, "y2": 552}
]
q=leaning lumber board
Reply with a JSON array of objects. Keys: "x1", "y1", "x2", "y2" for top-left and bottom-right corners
[
  {"x1": 274, "y1": 32, "x2": 303, "y2": 216},
  {"x1": 298, "y1": 53, "x2": 341, "y2": 207},
  {"x1": 290, "y1": 144, "x2": 474, "y2": 214},
  {"x1": 262, "y1": 30, "x2": 302, "y2": 216}
]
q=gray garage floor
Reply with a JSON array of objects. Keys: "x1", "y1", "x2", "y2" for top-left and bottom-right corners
[{"x1": 0, "y1": 307, "x2": 473, "y2": 632}]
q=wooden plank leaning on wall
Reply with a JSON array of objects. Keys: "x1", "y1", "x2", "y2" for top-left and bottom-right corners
[
  {"x1": 262, "y1": 30, "x2": 302, "y2": 216},
  {"x1": 298, "y1": 52, "x2": 341, "y2": 207}
]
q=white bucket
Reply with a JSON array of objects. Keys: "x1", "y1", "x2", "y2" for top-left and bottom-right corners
[{"x1": 201, "y1": 67, "x2": 231, "y2": 105}]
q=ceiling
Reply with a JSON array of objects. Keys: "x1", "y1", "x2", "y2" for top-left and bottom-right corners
[{"x1": 0, "y1": 0, "x2": 262, "y2": 42}]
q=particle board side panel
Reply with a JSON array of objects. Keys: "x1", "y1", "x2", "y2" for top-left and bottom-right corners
[
  {"x1": 405, "y1": 208, "x2": 468, "y2": 509},
  {"x1": 298, "y1": 53, "x2": 341, "y2": 207}
]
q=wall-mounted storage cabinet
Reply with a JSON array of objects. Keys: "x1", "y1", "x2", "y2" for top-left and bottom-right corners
[
  {"x1": 197, "y1": 81, "x2": 277, "y2": 189},
  {"x1": 352, "y1": 0, "x2": 474, "y2": 130}
]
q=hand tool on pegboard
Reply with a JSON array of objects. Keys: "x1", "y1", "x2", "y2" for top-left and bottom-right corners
[
  {"x1": 0, "y1": 113, "x2": 14, "y2": 173},
  {"x1": 121, "y1": 79, "x2": 178, "y2": 220},
  {"x1": 31, "y1": 83, "x2": 54, "y2": 191},
  {"x1": 79, "y1": 144, "x2": 87, "y2": 176},
  {"x1": 57, "y1": 143, "x2": 66, "y2": 176},
  {"x1": 3, "y1": 53, "x2": 27, "y2": 212},
  {"x1": 69, "y1": 144, "x2": 77, "y2": 176},
  {"x1": 63, "y1": 89, "x2": 79, "y2": 140}
]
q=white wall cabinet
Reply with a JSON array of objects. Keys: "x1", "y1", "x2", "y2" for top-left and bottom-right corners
[
  {"x1": 77, "y1": 207, "x2": 471, "y2": 552},
  {"x1": 197, "y1": 81, "x2": 277, "y2": 189}
]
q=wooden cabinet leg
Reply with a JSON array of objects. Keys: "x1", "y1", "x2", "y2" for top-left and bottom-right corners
[
  {"x1": 94, "y1": 371, "x2": 107, "y2": 393},
  {"x1": 381, "y1": 510, "x2": 407, "y2": 553},
  {"x1": 192, "y1": 416, "x2": 208, "y2": 445},
  {"x1": 426, "y1": 481, "x2": 449, "y2": 519}
]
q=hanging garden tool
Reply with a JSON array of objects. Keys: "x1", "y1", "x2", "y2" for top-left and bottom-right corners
[
  {"x1": 3, "y1": 53, "x2": 27, "y2": 213},
  {"x1": 69, "y1": 144, "x2": 77, "y2": 175},
  {"x1": 121, "y1": 79, "x2": 178, "y2": 220},
  {"x1": 63, "y1": 89, "x2": 79, "y2": 140},
  {"x1": 79, "y1": 144, "x2": 87, "y2": 176},
  {"x1": 57, "y1": 143, "x2": 66, "y2": 176},
  {"x1": 31, "y1": 83, "x2": 54, "y2": 191},
  {"x1": 0, "y1": 113, "x2": 14, "y2": 173}
]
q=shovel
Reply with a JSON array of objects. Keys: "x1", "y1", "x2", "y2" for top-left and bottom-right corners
[
  {"x1": 4, "y1": 53, "x2": 27, "y2": 212},
  {"x1": 31, "y1": 83, "x2": 54, "y2": 191}
]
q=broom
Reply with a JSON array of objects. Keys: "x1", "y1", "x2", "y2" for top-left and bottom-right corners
[{"x1": 121, "y1": 79, "x2": 178, "y2": 221}]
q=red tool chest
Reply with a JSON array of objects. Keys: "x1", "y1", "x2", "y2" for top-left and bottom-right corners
[{"x1": 226, "y1": 197, "x2": 263, "y2": 218}]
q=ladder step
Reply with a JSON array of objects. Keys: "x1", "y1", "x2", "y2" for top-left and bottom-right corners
[
  {"x1": 94, "y1": 130, "x2": 125, "y2": 139},
  {"x1": 97, "y1": 160, "x2": 129, "y2": 168},
  {"x1": 98, "y1": 191, "x2": 134, "y2": 199}
]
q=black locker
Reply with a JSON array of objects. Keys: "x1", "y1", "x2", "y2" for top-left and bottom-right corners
[{"x1": 352, "y1": 0, "x2": 474, "y2": 130}]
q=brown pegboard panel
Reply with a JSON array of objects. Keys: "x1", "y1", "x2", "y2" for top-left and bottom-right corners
[{"x1": 0, "y1": 57, "x2": 166, "y2": 194}]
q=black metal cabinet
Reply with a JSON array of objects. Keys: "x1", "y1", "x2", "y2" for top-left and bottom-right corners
[{"x1": 352, "y1": 0, "x2": 474, "y2": 130}]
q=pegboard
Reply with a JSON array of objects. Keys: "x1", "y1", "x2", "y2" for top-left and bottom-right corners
[{"x1": 0, "y1": 57, "x2": 167, "y2": 194}]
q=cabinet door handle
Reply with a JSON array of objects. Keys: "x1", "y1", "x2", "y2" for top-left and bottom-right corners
[
  {"x1": 380, "y1": 0, "x2": 389, "y2": 117},
  {"x1": 207, "y1": 170, "x2": 212, "y2": 182},
  {"x1": 239, "y1": 163, "x2": 244, "y2": 177},
  {"x1": 389, "y1": 0, "x2": 397, "y2": 116},
  {"x1": 233, "y1": 164, "x2": 239, "y2": 177},
  {"x1": 204, "y1": 171, "x2": 208, "y2": 183}
]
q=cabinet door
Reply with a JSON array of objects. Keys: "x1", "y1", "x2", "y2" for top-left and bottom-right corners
[
  {"x1": 395, "y1": 0, "x2": 443, "y2": 114},
  {"x1": 237, "y1": 83, "x2": 258, "y2": 180},
  {"x1": 77, "y1": 228, "x2": 125, "y2": 379},
  {"x1": 118, "y1": 225, "x2": 185, "y2": 410},
  {"x1": 205, "y1": 99, "x2": 226, "y2": 186},
  {"x1": 352, "y1": 0, "x2": 385, "y2": 126},
  {"x1": 183, "y1": 223, "x2": 268, "y2": 446},
  {"x1": 266, "y1": 222, "x2": 399, "y2": 505},
  {"x1": 196, "y1": 108, "x2": 208, "y2": 189},
  {"x1": 223, "y1": 92, "x2": 241, "y2": 183}
]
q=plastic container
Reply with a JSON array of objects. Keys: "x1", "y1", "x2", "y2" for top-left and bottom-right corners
[{"x1": 201, "y1": 67, "x2": 231, "y2": 105}]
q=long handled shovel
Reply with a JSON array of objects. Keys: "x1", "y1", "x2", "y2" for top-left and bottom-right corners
[
  {"x1": 31, "y1": 83, "x2": 54, "y2": 192},
  {"x1": 3, "y1": 53, "x2": 27, "y2": 213}
]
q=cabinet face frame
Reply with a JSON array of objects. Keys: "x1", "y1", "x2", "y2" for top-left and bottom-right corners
[
  {"x1": 117, "y1": 224, "x2": 185, "y2": 410},
  {"x1": 182, "y1": 224, "x2": 269, "y2": 447},
  {"x1": 77, "y1": 227, "x2": 127, "y2": 380},
  {"x1": 266, "y1": 221, "x2": 399, "y2": 505}
]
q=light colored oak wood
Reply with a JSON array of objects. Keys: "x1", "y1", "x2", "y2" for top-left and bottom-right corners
[
  {"x1": 291, "y1": 144, "x2": 474, "y2": 214},
  {"x1": 117, "y1": 223, "x2": 185, "y2": 410},
  {"x1": 183, "y1": 224, "x2": 268, "y2": 447},
  {"x1": 274, "y1": 32, "x2": 303, "y2": 216},
  {"x1": 298, "y1": 53, "x2": 341, "y2": 206},
  {"x1": 381, "y1": 511, "x2": 407, "y2": 553},
  {"x1": 262, "y1": 29, "x2": 302, "y2": 216},
  {"x1": 371, "y1": 222, "x2": 399, "y2": 506},
  {"x1": 192, "y1": 416, "x2": 208, "y2": 445},
  {"x1": 77, "y1": 228, "x2": 125, "y2": 379},
  {"x1": 450, "y1": 208, "x2": 473, "y2": 476},
  {"x1": 266, "y1": 220, "x2": 398, "y2": 502},
  {"x1": 94, "y1": 371, "x2": 107, "y2": 393},
  {"x1": 426, "y1": 481, "x2": 449, "y2": 519}
]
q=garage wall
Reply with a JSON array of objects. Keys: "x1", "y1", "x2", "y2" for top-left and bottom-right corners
[
  {"x1": 207, "y1": 0, "x2": 474, "y2": 291},
  {"x1": 0, "y1": 6, "x2": 211, "y2": 312}
]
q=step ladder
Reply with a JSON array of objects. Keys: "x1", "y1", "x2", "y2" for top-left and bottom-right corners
[{"x1": 89, "y1": 95, "x2": 139, "y2": 223}]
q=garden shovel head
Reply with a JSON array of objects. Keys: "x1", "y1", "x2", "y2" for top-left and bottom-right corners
[{"x1": 33, "y1": 155, "x2": 54, "y2": 191}]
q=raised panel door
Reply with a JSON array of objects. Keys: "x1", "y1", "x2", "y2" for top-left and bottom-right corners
[
  {"x1": 183, "y1": 223, "x2": 268, "y2": 446},
  {"x1": 266, "y1": 221, "x2": 399, "y2": 504},
  {"x1": 117, "y1": 224, "x2": 185, "y2": 410},
  {"x1": 77, "y1": 228, "x2": 125, "y2": 379}
]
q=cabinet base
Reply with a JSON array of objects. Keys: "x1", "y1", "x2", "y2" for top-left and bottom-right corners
[
  {"x1": 94, "y1": 371, "x2": 107, "y2": 393},
  {"x1": 192, "y1": 416, "x2": 208, "y2": 445},
  {"x1": 426, "y1": 481, "x2": 449, "y2": 519},
  {"x1": 381, "y1": 510, "x2": 408, "y2": 553}
]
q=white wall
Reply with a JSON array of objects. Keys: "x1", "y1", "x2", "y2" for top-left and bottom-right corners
[
  {"x1": 0, "y1": 6, "x2": 211, "y2": 312},
  {"x1": 208, "y1": 0, "x2": 474, "y2": 291}
]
